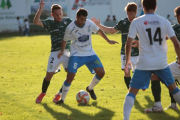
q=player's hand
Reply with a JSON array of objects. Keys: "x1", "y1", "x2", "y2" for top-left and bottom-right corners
[
  {"x1": 39, "y1": 0, "x2": 45, "y2": 10},
  {"x1": 132, "y1": 40, "x2": 139, "y2": 47},
  {"x1": 57, "y1": 52, "x2": 64, "y2": 59},
  {"x1": 124, "y1": 60, "x2": 132, "y2": 75},
  {"x1": 107, "y1": 40, "x2": 119, "y2": 44},
  {"x1": 91, "y1": 17, "x2": 101, "y2": 26}
]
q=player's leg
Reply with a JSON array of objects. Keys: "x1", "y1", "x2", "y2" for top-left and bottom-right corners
[
  {"x1": 56, "y1": 72, "x2": 76, "y2": 104},
  {"x1": 165, "y1": 62, "x2": 180, "y2": 109},
  {"x1": 53, "y1": 50, "x2": 70, "y2": 103},
  {"x1": 154, "y1": 66, "x2": 180, "y2": 107},
  {"x1": 124, "y1": 87, "x2": 139, "y2": 120},
  {"x1": 121, "y1": 55, "x2": 131, "y2": 89},
  {"x1": 144, "y1": 74, "x2": 163, "y2": 113},
  {"x1": 123, "y1": 69, "x2": 152, "y2": 119},
  {"x1": 57, "y1": 56, "x2": 83, "y2": 104},
  {"x1": 36, "y1": 51, "x2": 61, "y2": 103},
  {"x1": 85, "y1": 55, "x2": 104, "y2": 100}
]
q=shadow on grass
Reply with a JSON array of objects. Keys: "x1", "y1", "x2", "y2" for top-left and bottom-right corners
[
  {"x1": 134, "y1": 95, "x2": 180, "y2": 120},
  {"x1": 42, "y1": 101, "x2": 115, "y2": 120}
]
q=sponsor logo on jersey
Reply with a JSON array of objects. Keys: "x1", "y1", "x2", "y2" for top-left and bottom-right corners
[
  {"x1": 78, "y1": 35, "x2": 89, "y2": 42},
  {"x1": 0, "y1": 0, "x2": 12, "y2": 9},
  {"x1": 144, "y1": 21, "x2": 159, "y2": 25}
]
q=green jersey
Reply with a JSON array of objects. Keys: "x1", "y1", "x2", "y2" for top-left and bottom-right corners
[
  {"x1": 42, "y1": 18, "x2": 72, "y2": 52},
  {"x1": 114, "y1": 18, "x2": 139, "y2": 56},
  {"x1": 172, "y1": 24, "x2": 180, "y2": 61}
]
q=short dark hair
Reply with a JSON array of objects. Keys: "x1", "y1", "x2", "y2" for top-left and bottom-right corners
[
  {"x1": 76, "y1": 8, "x2": 88, "y2": 17},
  {"x1": 141, "y1": 0, "x2": 156, "y2": 11},
  {"x1": 174, "y1": 6, "x2": 180, "y2": 17},
  {"x1": 124, "y1": 2, "x2": 137, "y2": 12},
  {"x1": 51, "y1": 4, "x2": 62, "y2": 12}
]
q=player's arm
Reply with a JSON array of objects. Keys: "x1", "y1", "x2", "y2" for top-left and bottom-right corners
[
  {"x1": 91, "y1": 17, "x2": 119, "y2": 34},
  {"x1": 170, "y1": 36, "x2": 180, "y2": 64},
  {"x1": 97, "y1": 29, "x2": 119, "y2": 44},
  {"x1": 33, "y1": 0, "x2": 45, "y2": 26},
  {"x1": 124, "y1": 37, "x2": 133, "y2": 75},
  {"x1": 57, "y1": 40, "x2": 67, "y2": 59}
]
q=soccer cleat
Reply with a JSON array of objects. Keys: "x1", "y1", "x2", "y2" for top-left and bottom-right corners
[
  {"x1": 144, "y1": 105, "x2": 163, "y2": 113},
  {"x1": 36, "y1": 92, "x2": 46, "y2": 103},
  {"x1": 56, "y1": 99, "x2": 64, "y2": 105},
  {"x1": 164, "y1": 104, "x2": 178, "y2": 110},
  {"x1": 86, "y1": 86, "x2": 97, "y2": 100},
  {"x1": 53, "y1": 93, "x2": 61, "y2": 103}
]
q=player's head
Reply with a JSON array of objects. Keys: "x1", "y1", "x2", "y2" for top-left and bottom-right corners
[
  {"x1": 16, "y1": 16, "x2": 19, "y2": 20},
  {"x1": 174, "y1": 6, "x2": 180, "y2": 24},
  {"x1": 51, "y1": 4, "x2": 63, "y2": 22},
  {"x1": 124, "y1": 2, "x2": 137, "y2": 21},
  {"x1": 76, "y1": 8, "x2": 88, "y2": 27},
  {"x1": 141, "y1": 0, "x2": 157, "y2": 13}
]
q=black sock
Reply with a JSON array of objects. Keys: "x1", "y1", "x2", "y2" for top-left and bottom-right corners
[
  {"x1": 151, "y1": 80, "x2": 161, "y2": 102},
  {"x1": 59, "y1": 86, "x2": 63, "y2": 93},
  {"x1": 169, "y1": 92, "x2": 176, "y2": 103},
  {"x1": 42, "y1": 78, "x2": 50, "y2": 93},
  {"x1": 124, "y1": 76, "x2": 131, "y2": 89}
]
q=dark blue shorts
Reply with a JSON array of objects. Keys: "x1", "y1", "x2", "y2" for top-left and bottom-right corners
[
  {"x1": 130, "y1": 66, "x2": 175, "y2": 89},
  {"x1": 68, "y1": 55, "x2": 103, "y2": 73}
]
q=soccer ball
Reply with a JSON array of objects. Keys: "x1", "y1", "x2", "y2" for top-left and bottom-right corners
[{"x1": 76, "y1": 90, "x2": 90, "y2": 104}]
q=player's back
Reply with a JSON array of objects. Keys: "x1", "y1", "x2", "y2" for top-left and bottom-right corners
[{"x1": 129, "y1": 14, "x2": 175, "y2": 70}]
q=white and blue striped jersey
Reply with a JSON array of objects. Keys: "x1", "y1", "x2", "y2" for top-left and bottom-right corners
[
  {"x1": 128, "y1": 14, "x2": 175, "y2": 70},
  {"x1": 63, "y1": 19, "x2": 99, "y2": 56}
]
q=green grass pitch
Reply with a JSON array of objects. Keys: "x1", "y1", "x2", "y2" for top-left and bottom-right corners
[{"x1": 0, "y1": 34, "x2": 179, "y2": 120}]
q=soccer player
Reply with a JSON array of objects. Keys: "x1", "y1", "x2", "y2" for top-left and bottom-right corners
[
  {"x1": 56, "y1": 8, "x2": 118, "y2": 104},
  {"x1": 123, "y1": 0, "x2": 180, "y2": 119},
  {"x1": 144, "y1": 6, "x2": 180, "y2": 112},
  {"x1": 33, "y1": 0, "x2": 72, "y2": 103},
  {"x1": 91, "y1": 2, "x2": 139, "y2": 89}
]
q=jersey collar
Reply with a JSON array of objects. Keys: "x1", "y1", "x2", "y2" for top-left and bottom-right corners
[{"x1": 74, "y1": 21, "x2": 86, "y2": 28}]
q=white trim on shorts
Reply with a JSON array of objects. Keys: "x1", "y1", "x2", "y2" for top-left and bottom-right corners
[
  {"x1": 121, "y1": 55, "x2": 138, "y2": 72},
  {"x1": 47, "y1": 50, "x2": 70, "y2": 72},
  {"x1": 169, "y1": 61, "x2": 180, "y2": 83}
]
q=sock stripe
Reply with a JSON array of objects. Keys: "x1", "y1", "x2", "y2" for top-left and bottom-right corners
[
  {"x1": 95, "y1": 74, "x2": 102, "y2": 80},
  {"x1": 127, "y1": 93, "x2": 135, "y2": 99},
  {"x1": 171, "y1": 87, "x2": 180, "y2": 95},
  {"x1": 64, "y1": 81, "x2": 71, "y2": 86}
]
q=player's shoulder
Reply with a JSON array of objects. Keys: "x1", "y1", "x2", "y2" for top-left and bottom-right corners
[
  {"x1": 63, "y1": 17, "x2": 73, "y2": 22},
  {"x1": 172, "y1": 24, "x2": 180, "y2": 29},
  {"x1": 118, "y1": 18, "x2": 128, "y2": 23}
]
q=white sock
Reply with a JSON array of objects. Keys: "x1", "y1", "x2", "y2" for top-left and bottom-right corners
[
  {"x1": 154, "y1": 101, "x2": 162, "y2": 107},
  {"x1": 88, "y1": 75, "x2": 101, "y2": 90},
  {"x1": 171, "y1": 87, "x2": 180, "y2": 106},
  {"x1": 123, "y1": 93, "x2": 135, "y2": 120},
  {"x1": 61, "y1": 81, "x2": 71, "y2": 101}
]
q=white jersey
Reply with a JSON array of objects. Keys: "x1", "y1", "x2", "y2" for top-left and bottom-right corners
[
  {"x1": 128, "y1": 14, "x2": 175, "y2": 70},
  {"x1": 63, "y1": 19, "x2": 99, "y2": 56}
]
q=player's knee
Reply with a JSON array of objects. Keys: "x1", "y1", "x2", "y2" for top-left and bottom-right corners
[
  {"x1": 151, "y1": 74, "x2": 159, "y2": 81},
  {"x1": 124, "y1": 70, "x2": 130, "y2": 77},
  {"x1": 97, "y1": 68, "x2": 105, "y2": 78}
]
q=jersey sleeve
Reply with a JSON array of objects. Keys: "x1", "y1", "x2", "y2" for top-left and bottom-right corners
[
  {"x1": 166, "y1": 20, "x2": 175, "y2": 38},
  {"x1": 63, "y1": 26, "x2": 72, "y2": 41},
  {"x1": 128, "y1": 20, "x2": 137, "y2": 39},
  {"x1": 114, "y1": 20, "x2": 122, "y2": 31},
  {"x1": 41, "y1": 19, "x2": 50, "y2": 29},
  {"x1": 91, "y1": 20, "x2": 99, "y2": 33}
]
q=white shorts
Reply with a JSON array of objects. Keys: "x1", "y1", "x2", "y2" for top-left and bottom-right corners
[
  {"x1": 169, "y1": 61, "x2": 180, "y2": 83},
  {"x1": 47, "y1": 50, "x2": 70, "y2": 72},
  {"x1": 121, "y1": 55, "x2": 138, "y2": 72}
]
